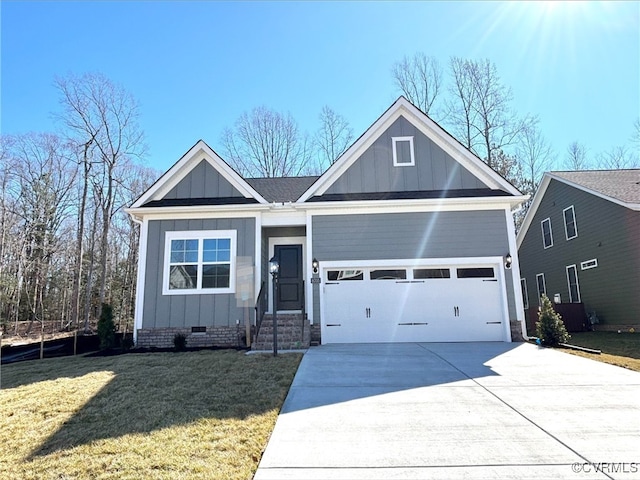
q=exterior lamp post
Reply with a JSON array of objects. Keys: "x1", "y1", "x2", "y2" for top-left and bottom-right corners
[{"x1": 269, "y1": 255, "x2": 280, "y2": 357}]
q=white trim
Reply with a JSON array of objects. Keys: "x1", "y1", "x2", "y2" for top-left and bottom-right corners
[
  {"x1": 132, "y1": 218, "x2": 149, "y2": 345},
  {"x1": 298, "y1": 97, "x2": 523, "y2": 202},
  {"x1": 504, "y1": 208, "x2": 524, "y2": 341},
  {"x1": 580, "y1": 258, "x2": 598, "y2": 270},
  {"x1": 267, "y1": 236, "x2": 306, "y2": 314},
  {"x1": 563, "y1": 205, "x2": 578, "y2": 240},
  {"x1": 566, "y1": 264, "x2": 581, "y2": 303},
  {"x1": 392, "y1": 136, "x2": 415, "y2": 167},
  {"x1": 130, "y1": 140, "x2": 267, "y2": 208},
  {"x1": 536, "y1": 273, "x2": 546, "y2": 304},
  {"x1": 254, "y1": 214, "x2": 263, "y2": 320},
  {"x1": 306, "y1": 213, "x2": 314, "y2": 324},
  {"x1": 162, "y1": 230, "x2": 237, "y2": 295},
  {"x1": 541, "y1": 217, "x2": 553, "y2": 249}
]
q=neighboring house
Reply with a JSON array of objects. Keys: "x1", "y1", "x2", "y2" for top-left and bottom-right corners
[
  {"x1": 517, "y1": 170, "x2": 640, "y2": 332},
  {"x1": 126, "y1": 97, "x2": 528, "y2": 349}
]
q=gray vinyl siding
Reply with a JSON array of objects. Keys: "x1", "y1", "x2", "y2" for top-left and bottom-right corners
[
  {"x1": 312, "y1": 210, "x2": 518, "y2": 321},
  {"x1": 518, "y1": 179, "x2": 640, "y2": 325},
  {"x1": 163, "y1": 159, "x2": 244, "y2": 199},
  {"x1": 325, "y1": 116, "x2": 488, "y2": 194},
  {"x1": 143, "y1": 217, "x2": 256, "y2": 329}
]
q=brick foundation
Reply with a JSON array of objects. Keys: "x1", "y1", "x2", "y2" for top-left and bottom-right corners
[
  {"x1": 510, "y1": 320, "x2": 525, "y2": 342},
  {"x1": 310, "y1": 323, "x2": 321, "y2": 345},
  {"x1": 136, "y1": 326, "x2": 250, "y2": 349}
]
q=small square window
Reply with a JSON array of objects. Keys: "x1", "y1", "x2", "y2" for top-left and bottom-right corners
[{"x1": 392, "y1": 136, "x2": 415, "y2": 167}]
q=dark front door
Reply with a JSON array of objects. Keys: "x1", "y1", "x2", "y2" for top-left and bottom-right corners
[{"x1": 274, "y1": 244, "x2": 303, "y2": 311}]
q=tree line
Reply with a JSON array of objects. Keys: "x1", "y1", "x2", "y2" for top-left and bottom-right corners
[
  {"x1": 1, "y1": 73, "x2": 154, "y2": 336},
  {"x1": 1, "y1": 55, "x2": 638, "y2": 337}
]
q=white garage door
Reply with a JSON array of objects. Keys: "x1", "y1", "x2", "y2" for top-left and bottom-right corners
[{"x1": 322, "y1": 264, "x2": 506, "y2": 343}]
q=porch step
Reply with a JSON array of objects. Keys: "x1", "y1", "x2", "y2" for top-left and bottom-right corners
[{"x1": 252, "y1": 313, "x2": 311, "y2": 351}]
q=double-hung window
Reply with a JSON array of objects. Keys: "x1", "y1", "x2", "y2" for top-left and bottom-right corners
[
  {"x1": 563, "y1": 206, "x2": 577, "y2": 240},
  {"x1": 541, "y1": 218, "x2": 553, "y2": 249},
  {"x1": 163, "y1": 230, "x2": 236, "y2": 295},
  {"x1": 566, "y1": 265, "x2": 581, "y2": 303},
  {"x1": 536, "y1": 273, "x2": 546, "y2": 305}
]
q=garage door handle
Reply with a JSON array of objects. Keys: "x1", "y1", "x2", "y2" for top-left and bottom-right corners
[
  {"x1": 486, "y1": 321, "x2": 502, "y2": 324},
  {"x1": 326, "y1": 282, "x2": 340, "y2": 285},
  {"x1": 483, "y1": 279, "x2": 498, "y2": 282},
  {"x1": 326, "y1": 323, "x2": 341, "y2": 327},
  {"x1": 398, "y1": 322, "x2": 428, "y2": 326}
]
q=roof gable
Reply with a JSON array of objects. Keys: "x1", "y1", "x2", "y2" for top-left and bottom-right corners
[
  {"x1": 130, "y1": 140, "x2": 267, "y2": 208},
  {"x1": 516, "y1": 170, "x2": 640, "y2": 248},
  {"x1": 299, "y1": 97, "x2": 522, "y2": 202}
]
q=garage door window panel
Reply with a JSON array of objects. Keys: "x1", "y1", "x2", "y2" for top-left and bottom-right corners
[
  {"x1": 456, "y1": 267, "x2": 495, "y2": 278},
  {"x1": 370, "y1": 269, "x2": 407, "y2": 280},
  {"x1": 413, "y1": 268, "x2": 451, "y2": 279},
  {"x1": 327, "y1": 270, "x2": 364, "y2": 281}
]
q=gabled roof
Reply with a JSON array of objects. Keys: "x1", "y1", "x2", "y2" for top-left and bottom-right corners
[
  {"x1": 129, "y1": 140, "x2": 267, "y2": 209},
  {"x1": 298, "y1": 96, "x2": 524, "y2": 203},
  {"x1": 246, "y1": 176, "x2": 319, "y2": 203},
  {"x1": 551, "y1": 170, "x2": 640, "y2": 205},
  {"x1": 516, "y1": 169, "x2": 640, "y2": 248}
]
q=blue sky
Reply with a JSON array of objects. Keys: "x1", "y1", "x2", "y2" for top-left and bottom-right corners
[{"x1": 2, "y1": 1, "x2": 638, "y2": 173}]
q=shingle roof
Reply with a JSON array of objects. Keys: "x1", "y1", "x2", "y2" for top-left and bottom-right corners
[
  {"x1": 245, "y1": 176, "x2": 319, "y2": 203},
  {"x1": 551, "y1": 169, "x2": 640, "y2": 205}
]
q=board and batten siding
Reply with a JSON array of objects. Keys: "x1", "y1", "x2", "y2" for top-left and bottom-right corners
[
  {"x1": 325, "y1": 116, "x2": 488, "y2": 195},
  {"x1": 163, "y1": 159, "x2": 244, "y2": 199},
  {"x1": 143, "y1": 217, "x2": 256, "y2": 329},
  {"x1": 312, "y1": 210, "x2": 518, "y2": 321},
  {"x1": 518, "y1": 179, "x2": 640, "y2": 325}
]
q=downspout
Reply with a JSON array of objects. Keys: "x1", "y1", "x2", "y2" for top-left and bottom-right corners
[{"x1": 129, "y1": 213, "x2": 144, "y2": 346}]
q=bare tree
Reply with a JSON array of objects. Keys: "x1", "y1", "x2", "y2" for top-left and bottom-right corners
[
  {"x1": 596, "y1": 145, "x2": 638, "y2": 169},
  {"x1": 565, "y1": 141, "x2": 590, "y2": 170},
  {"x1": 517, "y1": 121, "x2": 555, "y2": 189},
  {"x1": 314, "y1": 106, "x2": 353, "y2": 172},
  {"x1": 446, "y1": 57, "x2": 531, "y2": 168},
  {"x1": 446, "y1": 57, "x2": 479, "y2": 151},
  {"x1": 54, "y1": 72, "x2": 146, "y2": 327},
  {"x1": 221, "y1": 106, "x2": 311, "y2": 177},
  {"x1": 391, "y1": 53, "x2": 442, "y2": 115}
]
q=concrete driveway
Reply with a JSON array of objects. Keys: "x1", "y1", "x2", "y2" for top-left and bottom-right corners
[{"x1": 254, "y1": 342, "x2": 640, "y2": 480}]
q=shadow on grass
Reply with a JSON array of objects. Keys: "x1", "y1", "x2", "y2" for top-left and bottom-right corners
[{"x1": 2, "y1": 350, "x2": 302, "y2": 460}]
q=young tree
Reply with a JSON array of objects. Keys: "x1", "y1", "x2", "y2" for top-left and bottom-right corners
[
  {"x1": 391, "y1": 53, "x2": 443, "y2": 116},
  {"x1": 446, "y1": 57, "x2": 479, "y2": 151},
  {"x1": 565, "y1": 141, "x2": 590, "y2": 170},
  {"x1": 596, "y1": 145, "x2": 638, "y2": 169},
  {"x1": 221, "y1": 106, "x2": 311, "y2": 177},
  {"x1": 314, "y1": 106, "x2": 353, "y2": 172},
  {"x1": 517, "y1": 121, "x2": 555, "y2": 190}
]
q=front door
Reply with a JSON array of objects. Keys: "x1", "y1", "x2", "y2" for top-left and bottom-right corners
[{"x1": 274, "y1": 244, "x2": 303, "y2": 311}]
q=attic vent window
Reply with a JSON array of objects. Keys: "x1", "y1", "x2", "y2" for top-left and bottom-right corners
[{"x1": 392, "y1": 136, "x2": 415, "y2": 167}]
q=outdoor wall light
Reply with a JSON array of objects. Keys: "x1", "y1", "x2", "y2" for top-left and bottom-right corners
[
  {"x1": 312, "y1": 258, "x2": 319, "y2": 274},
  {"x1": 505, "y1": 253, "x2": 512, "y2": 270},
  {"x1": 269, "y1": 256, "x2": 280, "y2": 276}
]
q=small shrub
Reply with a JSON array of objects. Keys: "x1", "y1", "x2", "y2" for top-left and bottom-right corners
[
  {"x1": 173, "y1": 333, "x2": 187, "y2": 352},
  {"x1": 97, "y1": 303, "x2": 116, "y2": 350},
  {"x1": 535, "y1": 294, "x2": 570, "y2": 347},
  {"x1": 121, "y1": 334, "x2": 134, "y2": 350}
]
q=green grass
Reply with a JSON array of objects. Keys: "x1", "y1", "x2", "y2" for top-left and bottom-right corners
[
  {"x1": 0, "y1": 349, "x2": 302, "y2": 480},
  {"x1": 562, "y1": 331, "x2": 640, "y2": 372}
]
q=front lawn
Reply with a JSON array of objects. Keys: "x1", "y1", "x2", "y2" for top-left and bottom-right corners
[
  {"x1": 0, "y1": 349, "x2": 302, "y2": 480},
  {"x1": 562, "y1": 331, "x2": 640, "y2": 372}
]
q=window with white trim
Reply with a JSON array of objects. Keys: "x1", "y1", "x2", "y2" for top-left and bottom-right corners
[
  {"x1": 163, "y1": 230, "x2": 236, "y2": 295},
  {"x1": 520, "y1": 278, "x2": 529, "y2": 309},
  {"x1": 566, "y1": 265, "x2": 581, "y2": 303},
  {"x1": 581, "y1": 258, "x2": 598, "y2": 270},
  {"x1": 392, "y1": 136, "x2": 415, "y2": 166},
  {"x1": 541, "y1": 218, "x2": 553, "y2": 249},
  {"x1": 536, "y1": 273, "x2": 546, "y2": 305},
  {"x1": 563, "y1": 206, "x2": 577, "y2": 240}
]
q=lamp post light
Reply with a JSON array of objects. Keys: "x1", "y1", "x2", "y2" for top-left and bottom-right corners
[
  {"x1": 505, "y1": 253, "x2": 513, "y2": 270},
  {"x1": 269, "y1": 255, "x2": 280, "y2": 357}
]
